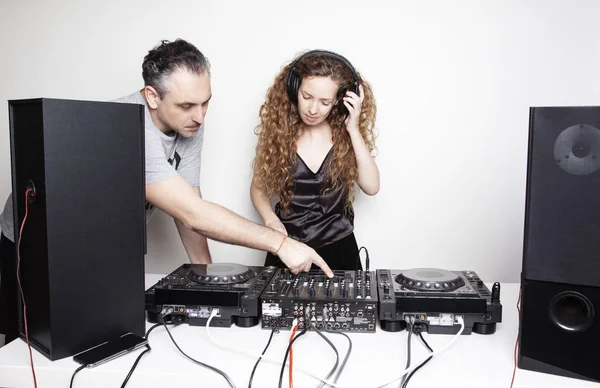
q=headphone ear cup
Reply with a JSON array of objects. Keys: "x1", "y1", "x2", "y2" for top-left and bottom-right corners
[
  {"x1": 287, "y1": 70, "x2": 300, "y2": 104},
  {"x1": 337, "y1": 88, "x2": 350, "y2": 117}
]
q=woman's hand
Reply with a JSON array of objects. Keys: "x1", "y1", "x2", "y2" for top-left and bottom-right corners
[{"x1": 343, "y1": 84, "x2": 364, "y2": 135}]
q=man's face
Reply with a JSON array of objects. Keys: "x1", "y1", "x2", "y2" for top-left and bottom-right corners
[{"x1": 147, "y1": 68, "x2": 212, "y2": 137}]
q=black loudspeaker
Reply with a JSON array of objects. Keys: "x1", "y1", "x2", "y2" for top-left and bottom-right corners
[
  {"x1": 9, "y1": 98, "x2": 146, "y2": 360},
  {"x1": 519, "y1": 106, "x2": 600, "y2": 382}
]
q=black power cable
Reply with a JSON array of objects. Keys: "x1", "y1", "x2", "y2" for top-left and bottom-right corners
[
  {"x1": 401, "y1": 332, "x2": 433, "y2": 388},
  {"x1": 120, "y1": 322, "x2": 162, "y2": 387},
  {"x1": 248, "y1": 328, "x2": 277, "y2": 388},
  {"x1": 69, "y1": 364, "x2": 86, "y2": 388}
]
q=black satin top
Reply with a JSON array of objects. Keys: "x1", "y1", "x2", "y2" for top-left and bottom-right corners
[{"x1": 276, "y1": 149, "x2": 354, "y2": 249}]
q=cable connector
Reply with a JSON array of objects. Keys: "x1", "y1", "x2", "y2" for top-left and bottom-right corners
[
  {"x1": 26, "y1": 180, "x2": 36, "y2": 204},
  {"x1": 413, "y1": 323, "x2": 427, "y2": 334},
  {"x1": 160, "y1": 306, "x2": 174, "y2": 316}
]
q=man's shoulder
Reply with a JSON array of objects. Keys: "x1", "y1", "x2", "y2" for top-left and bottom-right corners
[{"x1": 111, "y1": 91, "x2": 144, "y2": 105}]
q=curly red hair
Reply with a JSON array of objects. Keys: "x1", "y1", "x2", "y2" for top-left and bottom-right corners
[{"x1": 253, "y1": 52, "x2": 377, "y2": 213}]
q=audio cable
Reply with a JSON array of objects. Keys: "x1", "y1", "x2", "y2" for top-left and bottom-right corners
[
  {"x1": 206, "y1": 311, "x2": 464, "y2": 388},
  {"x1": 17, "y1": 188, "x2": 37, "y2": 388},
  {"x1": 278, "y1": 325, "x2": 308, "y2": 388},
  {"x1": 372, "y1": 316, "x2": 465, "y2": 388},
  {"x1": 329, "y1": 331, "x2": 352, "y2": 384},
  {"x1": 119, "y1": 322, "x2": 162, "y2": 387},
  {"x1": 357, "y1": 246, "x2": 370, "y2": 271},
  {"x1": 248, "y1": 327, "x2": 277, "y2": 388},
  {"x1": 312, "y1": 326, "x2": 340, "y2": 388},
  {"x1": 163, "y1": 308, "x2": 236, "y2": 388},
  {"x1": 399, "y1": 316, "x2": 414, "y2": 388},
  {"x1": 401, "y1": 332, "x2": 433, "y2": 388}
]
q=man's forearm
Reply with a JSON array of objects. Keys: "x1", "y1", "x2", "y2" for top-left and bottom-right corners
[
  {"x1": 146, "y1": 176, "x2": 284, "y2": 257},
  {"x1": 188, "y1": 199, "x2": 283, "y2": 253},
  {"x1": 146, "y1": 176, "x2": 331, "y2": 276},
  {"x1": 175, "y1": 219, "x2": 212, "y2": 264}
]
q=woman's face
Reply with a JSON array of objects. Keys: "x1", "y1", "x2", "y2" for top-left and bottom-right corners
[{"x1": 296, "y1": 76, "x2": 339, "y2": 127}]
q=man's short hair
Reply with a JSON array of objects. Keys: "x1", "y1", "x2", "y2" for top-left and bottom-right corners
[{"x1": 142, "y1": 39, "x2": 210, "y2": 97}]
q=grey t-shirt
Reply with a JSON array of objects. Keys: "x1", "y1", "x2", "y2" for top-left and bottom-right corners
[{"x1": 0, "y1": 91, "x2": 204, "y2": 242}]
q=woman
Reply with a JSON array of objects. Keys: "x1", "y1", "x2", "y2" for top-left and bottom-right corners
[{"x1": 251, "y1": 50, "x2": 379, "y2": 270}]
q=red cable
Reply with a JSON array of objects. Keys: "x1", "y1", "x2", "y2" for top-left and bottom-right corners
[
  {"x1": 17, "y1": 188, "x2": 37, "y2": 388},
  {"x1": 289, "y1": 325, "x2": 298, "y2": 388},
  {"x1": 510, "y1": 288, "x2": 522, "y2": 388}
]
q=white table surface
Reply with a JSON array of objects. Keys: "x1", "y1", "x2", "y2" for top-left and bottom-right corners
[{"x1": 0, "y1": 275, "x2": 598, "y2": 388}]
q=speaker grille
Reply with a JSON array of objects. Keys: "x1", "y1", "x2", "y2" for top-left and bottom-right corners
[{"x1": 523, "y1": 107, "x2": 600, "y2": 287}]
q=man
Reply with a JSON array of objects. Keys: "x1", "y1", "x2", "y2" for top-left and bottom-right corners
[{"x1": 0, "y1": 39, "x2": 332, "y2": 344}]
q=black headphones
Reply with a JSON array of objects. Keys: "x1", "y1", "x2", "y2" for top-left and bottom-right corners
[{"x1": 286, "y1": 50, "x2": 359, "y2": 106}]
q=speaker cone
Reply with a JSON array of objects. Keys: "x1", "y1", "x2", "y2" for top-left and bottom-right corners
[{"x1": 548, "y1": 291, "x2": 594, "y2": 332}]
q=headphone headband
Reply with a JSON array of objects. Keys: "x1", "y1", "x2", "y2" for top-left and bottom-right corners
[{"x1": 286, "y1": 50, "x2": 359, "y2": 105}]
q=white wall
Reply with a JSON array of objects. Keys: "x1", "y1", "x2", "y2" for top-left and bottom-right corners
[{"x1": 1, "y1": 0, "x2": 599, "y2": 282}]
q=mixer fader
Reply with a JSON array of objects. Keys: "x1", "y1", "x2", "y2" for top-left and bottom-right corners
[{"x1": 260, "y1": 268, "x2": 377, "y2": 333}]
